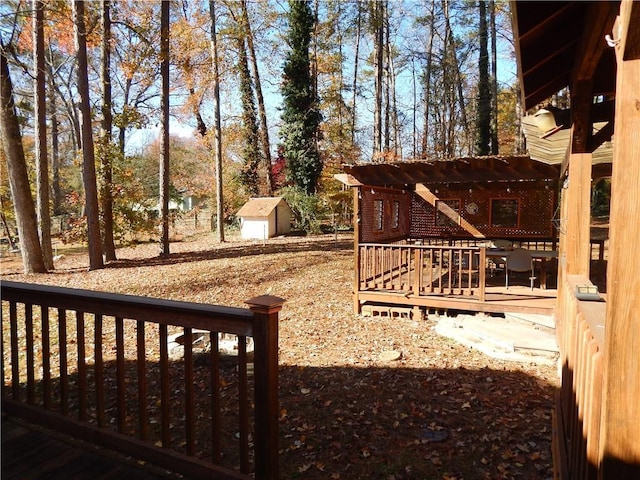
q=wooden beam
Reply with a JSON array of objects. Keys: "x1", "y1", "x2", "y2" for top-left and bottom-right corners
[
  {"x1": 599, "y1": 1, "x2": 640, "y2": 476},
  {"x1": 570, "y1": 80, "x2": 594, "y2": 153},
  {"x1": 588, "y1": 121, "x2": 614, "y2": 153},
  {"x1": 563, "y1": 152, "x2": 592, "y2": 278},
  {"x1": 621, "y1": 0, "x2": 640, "y2": 60},
  {"x1": 573, "y1": 2, "x2": 618, "y2": 81},
  {"x1": 414, "y1": 184, "x2": 485, "y2": 239}
]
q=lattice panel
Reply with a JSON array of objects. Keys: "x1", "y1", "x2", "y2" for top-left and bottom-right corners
[
  {"x1": 360, "y1": 187, "x2": 410, "y2": 243},
  {"x1": 410, "y1": 185, "x2": 555, "y2": 239}
]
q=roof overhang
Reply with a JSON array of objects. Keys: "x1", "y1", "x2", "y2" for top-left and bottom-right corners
[
  {"x1": 511, "y1": 1, "x2": 619, "y2": 112},
  {"x1": 338, "y1": 156, "x2": 561, "y2": 189}
]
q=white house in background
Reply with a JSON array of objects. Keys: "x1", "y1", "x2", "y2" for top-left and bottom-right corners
[{"x1": 236, "y1": 197, "x2": 293, "y2": 240}]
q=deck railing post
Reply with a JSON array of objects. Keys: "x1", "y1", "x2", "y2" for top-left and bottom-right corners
[
  {"x1": 246, "y1": 295, "x2": 285, "y2": 480},
  {"x1": 478, "y1": 247, "x2": 486, "y2": 302}
]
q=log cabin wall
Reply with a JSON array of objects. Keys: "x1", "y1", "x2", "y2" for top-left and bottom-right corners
[
  {"x1": 409, "y1": 185, "x2": 556, "y2": 239},
  {"x1": 359, "y1": 187, "x2": 410, "y2": 243}
]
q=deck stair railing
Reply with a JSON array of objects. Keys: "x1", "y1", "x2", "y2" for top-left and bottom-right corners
[
  {"x1": 1, "y1": 281, "x2": 283, "y2": 480},
  {"x1": 359, "y1": 244, "x2": 486, "y2": 300},
  {"x1": 553, "y1": 274, "x2": 605, "y2": 479}
]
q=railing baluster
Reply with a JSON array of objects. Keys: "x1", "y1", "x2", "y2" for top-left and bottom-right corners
[
  {"x1": 77, "y1": 310, "x2": 87, "y2": 421},
  {"x1": 136, "y1": 319, "x2": 147, "y2": 440},
  {"x1": 238, "y1": 335, "x2": 249, "y2": 473},
  {"x1": 95, "y1": 314, "x2": 105, "y2": 427},
  {"x1": 1, "y1": 301, "x2": 4, "y2": 400},
  {"x1": 159, "y1": 323, "x2": 170, "y2": 448},
  {"x1": 59, "y1": 308, "x2": 68, "y2": 415},
  {"x1": 115, "y1": 316, "x2": 125, "y2": 433},
  {"x1": 210, "y1": 331, "x2": 221, "y2": 463},
  {"x1": 42, "y1": 306, "x2": 51, "y2": 409},
  {"x1": 184, "y1": 327, "x2": 195, "y2": 455},
  {"x1": 25, "y1": 303, "x2": 34, "y2": 404},
  {"x1": 9, "y1": 301, "x2": 19, "y2": 400}
]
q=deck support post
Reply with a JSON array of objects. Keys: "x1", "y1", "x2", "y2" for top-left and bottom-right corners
[
  {"x1": 564, "y1": 78, "x2": 594, "y2": 280},
  {"x1": 353, "y1": 187, "x2": 362, "y2": 314},
  {"x1": 599, "y1": 4, "x2": 640, "y2": 476}
]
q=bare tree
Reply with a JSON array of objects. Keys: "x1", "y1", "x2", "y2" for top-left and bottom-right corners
[
  {"x1": 421, "y1": 0, "x2": 436, "y2": 158},
  {"x1": 350, "y1": 2, "x2": 362, "y2": 146},
  {"x1": 372, "y1": 0, "x2": 384, "y2": 159},
  {"x1": 489, "y1": 0, "x2": 499, "y2": 154},
  {"x1": 73, "y1": 0, "x2": 104, "y2": 270},
  {"x1": 159, "y1": 0, "x2": 170, "y2": 256},
  {"x1": 33, "y1": 0, "x2": 54, "y2": 270},
  {"x1": 101, "y1": 0, "x2": 117, "y2": 261},
  {"x1": 1, "y1": 47, "x2": 46, "y2": 273},
  {"x1": 209, "y1": 0, "x2": 224, "y2": 242}
]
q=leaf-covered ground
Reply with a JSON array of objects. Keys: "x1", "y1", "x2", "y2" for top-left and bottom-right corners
[{"x1": 1, "y1": 232, "x2": 559, "y2": 479}]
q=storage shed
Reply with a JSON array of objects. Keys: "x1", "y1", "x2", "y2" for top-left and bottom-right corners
[{"x1": 236, "y1": 197, "x2": 293, "y2": 240}]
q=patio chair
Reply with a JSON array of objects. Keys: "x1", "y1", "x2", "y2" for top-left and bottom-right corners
[
  {"x1": 487, "y1": 239, "x2": 512, "y2": 274},
  {"x1": 505, "y1": 248, "x2": 536, "y2": 289},
  {"x1": 490, "y1": 239, "x2": 512, "y2": 249}
]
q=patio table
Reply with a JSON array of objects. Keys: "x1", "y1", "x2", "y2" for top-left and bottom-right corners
[{"x1": 485, "y1": 248, "x2": 558, "y2": 289}]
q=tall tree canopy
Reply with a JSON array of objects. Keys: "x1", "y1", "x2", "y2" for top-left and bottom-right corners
[
  {"x1": 279, "y1": 0, "x2": 322, "y2": 195},
  {"x1": 0, "y1": 0, "x2": 521, "y2": 250}
]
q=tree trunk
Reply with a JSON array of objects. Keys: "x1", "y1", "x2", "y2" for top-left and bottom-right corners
[
  {"x1": 489, "y1": 0, "x2": 499, "y2": 154},
  {"x1": 49, "y1": 76, "x2": 62, "y2": 215},
  {"x1": 443, "y1": 0, "x2": 469, "y2": 155},
  {"x1": 1, "y1": 48, "x2": 46, "y2": 273},
  {"x1": 209, "y1": 0, "x2": 224, "y2": 243},
  {"x1": 235, "y1": 33, "x2": 261, "y2": 196},
  {"x1": 384, "y1": 4, "x2": 391, "y2": 156},
  {"x1": 241, "y1": 0, "x2": 272, "y2": 194},
  {"x1": 350, "y1": 2, "x2": 362, "y2": 146},
  {"x1": 0, "y1": 196, "x2": 17, "y2": 250},
  {"x1": 33, "y1": 0, "x2": 54, "y2": 270},
  {"x1": 421, "y1": 1, "x2": 436, "y2": 158},
  {"x1": 74, "y1": 0, "x2": 104, "y2": 270},
  {"x1": 476, "y1": 0, "x2": 490, "y2": 156},
  {"x1": 101, "y1": 0, "x2": 117, "y2": 261},
  {"x1": 372, "y1": 0, "x2": 384, "y2": 159},
  {"x1": 159, "y1": 0, "x2": 170, "y2": 256}
]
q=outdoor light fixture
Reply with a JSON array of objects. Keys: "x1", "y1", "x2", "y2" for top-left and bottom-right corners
[
  {"x1": 533, "y1": 107, "x2": 565, "y2": 138},
  {"x1": 533, "y1": 108, "x2": 557, "y2": 133}
]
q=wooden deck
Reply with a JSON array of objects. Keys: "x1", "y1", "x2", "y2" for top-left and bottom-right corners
[
  {"x1": 1, "y1": 416, "x2": 178, "y2": 479},
  {"x1": 358, "y1": 284, "x2": 558, "y2": 316},
  {"x1": 356, "y1": 243, "x2": 558, "y2": 316}
]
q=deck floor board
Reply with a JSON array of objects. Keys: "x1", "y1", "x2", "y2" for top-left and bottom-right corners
[{"x1": 1, "y1": 417, "x2": 178, "y2": 480}]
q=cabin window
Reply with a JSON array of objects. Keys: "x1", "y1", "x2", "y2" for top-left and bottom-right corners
[
  {"x1": 374, "y1": 199, "x2": 384, "y2": 230},
  {"x1": 392, "y1": 201, "x2": 400, "y2": 229},
  {"x1": 491, "y1": 198, "x2": 520, "y2": 228},
  {"x1": 435, "y1": 199, "x2": 460, "y2": 227}
]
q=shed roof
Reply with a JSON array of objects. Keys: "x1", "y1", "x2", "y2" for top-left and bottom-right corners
[
  {"x1": 236, "y1": 197, "x2": 289, "y2": 218},
  {"x1": 339, "y1": 156, "x2": 561, "y2": 188}
]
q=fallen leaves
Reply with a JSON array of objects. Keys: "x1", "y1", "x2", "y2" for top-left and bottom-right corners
[{"x1": 3, "y1": 232, "x2": 561, "y2": 479}]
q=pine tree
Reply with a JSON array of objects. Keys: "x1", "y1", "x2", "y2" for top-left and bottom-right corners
[{"x1": 280, "y1": 0, "x2": 322, "y2": 195}]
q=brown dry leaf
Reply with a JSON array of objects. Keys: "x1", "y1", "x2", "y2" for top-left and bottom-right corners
[{"x1": 2, "y1": 232, "x2": 560, "y2": 479}]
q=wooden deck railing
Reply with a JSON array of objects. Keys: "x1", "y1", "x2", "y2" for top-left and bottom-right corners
[
  {"x1": 1, "y1": 281, "x2": 283, "y2": 480},
  {"x1": 553, "y1": 274, "x2": 606, "y2": 479},
  {"x1": 359, "y1": 244, "x2": 486, "y2": 300}
]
